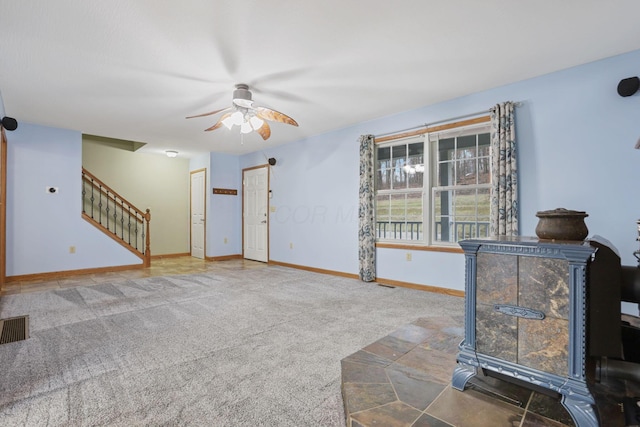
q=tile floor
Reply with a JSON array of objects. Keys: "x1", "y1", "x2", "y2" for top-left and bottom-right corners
[{"x1": 341, "y1": 315, "x2": 640, "y2": 427}]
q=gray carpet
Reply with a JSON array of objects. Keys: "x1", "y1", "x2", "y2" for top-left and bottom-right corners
[{"x1": 0, "y1": 264, "x2": 464, "y2": 426}]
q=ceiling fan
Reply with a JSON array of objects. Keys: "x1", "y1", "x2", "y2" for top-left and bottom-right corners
[{"x1": 186, "y1": 83, "x2": 298, "y2": 140}]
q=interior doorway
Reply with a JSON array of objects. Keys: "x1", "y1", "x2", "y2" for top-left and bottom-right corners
[
  {"x1": 242, "y1": 165, "x2": 268, "y2": 262},
  {"x1": 190, "y1": 169, "x2": 206, "y2": 259}
]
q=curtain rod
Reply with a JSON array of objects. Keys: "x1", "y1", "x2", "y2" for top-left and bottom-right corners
[{"x1": 374, "y1": 101, "x2": 522, "y2": 139}]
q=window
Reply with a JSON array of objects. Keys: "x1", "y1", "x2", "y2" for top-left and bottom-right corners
[
  {"x1": 376, "y1": 140, "x2": 425, "y2": 241},
  {"x1": 375, "y1": 120, "x2": 491, "y2": 245},
  {"x1": 431, "y1": 127, "x2": 491, "y2": 243}
]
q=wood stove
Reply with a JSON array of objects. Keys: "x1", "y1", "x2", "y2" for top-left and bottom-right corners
[{"x1": 452, "y1": 236, "x2": 621, "y2": 427}]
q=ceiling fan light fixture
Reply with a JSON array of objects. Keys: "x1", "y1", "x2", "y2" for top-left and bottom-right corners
[
  {"x1": 249, "y1": 116, "x2": 264, "y2": 130},
  {"x1": 186, "y1": 83, "x2": 297, "y2": 141},
  {"x1": 240, "y1": 121, "x2": 253, "y2": 134},
  {"x1": 221, "y1": 116, "x2": 234, "y2": 129},
  {"x1": 230, "y1": 111, "x2": 244, "y2": 126}
]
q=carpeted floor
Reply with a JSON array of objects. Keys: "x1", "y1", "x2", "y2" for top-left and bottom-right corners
[{"x1": 0, "y1": 262, "x2": 464, "y2": 426}]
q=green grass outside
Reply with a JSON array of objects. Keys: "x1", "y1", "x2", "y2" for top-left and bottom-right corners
[{"x1": 376, "y1": 191, "x2": 490, "y2": 223}]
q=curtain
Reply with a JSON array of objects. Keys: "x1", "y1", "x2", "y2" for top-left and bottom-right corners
[
  {"x1": 490, "y1": 102, "x2": 519, "y2": 236},
  {"x1": 358, "y1": 134, "x2": 376, "y2": 282}
]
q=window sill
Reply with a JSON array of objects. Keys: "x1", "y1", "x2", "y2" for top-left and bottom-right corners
[{"x1": 375, "y1": 242, "x2": 463, "y2": 254}]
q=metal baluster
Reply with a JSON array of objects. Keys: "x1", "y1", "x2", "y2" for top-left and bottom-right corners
[
  {"x1": 82, "y1": 176, "x2": 86, "y2": 214},
  {"x1": 90, "y1": 179, "x2": 95, "y2": 218},
  {"x1": 113, "y1": 196, "x2": 118, "y2": 234},
  {"x1": 98, "y1": 184, "x2": 103, "y2": 224},
  {"x1": 134, "y1": 217, "x2": 139, "y2": 250},
  {"x1": 141, "y1": 223, "x2": 146, "y2": 255},
  {"x1": 105, "y1": 190, "x2": 110, "y2": 231},
  {"x1": 127, "y1": 207, "x2": 132, "y2": 244},
  {"x1": 120, "y1": 200, "x2": 124, "y2": 239}
]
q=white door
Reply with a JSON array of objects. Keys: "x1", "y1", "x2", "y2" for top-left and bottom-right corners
[
  {"x1": 243, "y1": 166, "x2": 268, "y2": 262},
  {"x1": 190, "y1": 169, "x2": 206, "y2": 259}
]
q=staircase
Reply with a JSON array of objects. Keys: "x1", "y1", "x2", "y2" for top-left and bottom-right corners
[{"x1": 81, "y1": 168, "x2": 151, "y2": 267}]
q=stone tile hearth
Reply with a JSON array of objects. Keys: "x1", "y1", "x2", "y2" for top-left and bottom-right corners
[{"x1": 341, "y1": 316, "x2": 637, "y2": 427}]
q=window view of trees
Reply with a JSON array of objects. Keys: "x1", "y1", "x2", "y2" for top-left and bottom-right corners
[
  {"x1": 376, "y1": 141, "x2": 424, "y2": 240},
  {"x1": 433, "y1": 132, "x2": 490, "y2": 243},
  {"x1": 375, "y1": 124, "x2": 491, "y2": 245}
]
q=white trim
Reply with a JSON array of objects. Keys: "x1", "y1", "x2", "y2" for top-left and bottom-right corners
[{"x1": 375, "y1": 121, "x2": 492, "y2": 246}]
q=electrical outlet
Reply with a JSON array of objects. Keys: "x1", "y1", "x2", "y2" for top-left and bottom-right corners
[
  {"x1": 224, "y1": 237, "x2": 228, "y2": 244},
  {"x1": 270, "y1": 206, "x2": 276, "y2": 212},
  {"x1": 290, "y1": 242, "x2": 293, "y2": 249},
  {"x1": 69, "y1": 246, "x2": 76, "y2": 254},
  {"x1": 406, "y1": 252, "x2": 412, "y2": 261}
]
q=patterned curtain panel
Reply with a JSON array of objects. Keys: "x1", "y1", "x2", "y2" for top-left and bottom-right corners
[
  {"x1": 358, "y1": 134, "x2": 376, "y2": 282},
  {"x1": 490, "y1": 102, "x2": 519, "y2": 236}
]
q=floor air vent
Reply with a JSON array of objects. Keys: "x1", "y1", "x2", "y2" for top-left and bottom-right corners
[{"x1": 0, "y1": 315, "x2": 29, "y2": 344}]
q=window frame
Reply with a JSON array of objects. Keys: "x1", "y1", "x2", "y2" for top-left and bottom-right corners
[
  {"x1": 374, "y1": 117, "x2": 491, "y2": 248},
  {"x1": 429, "y1": 123, "x2": 491, "y2": 246},
  {"x1": 375, "y1": 135, "x2": 427, "y2": 244}
]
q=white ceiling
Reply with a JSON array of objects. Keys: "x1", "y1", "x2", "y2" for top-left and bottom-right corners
[{"x1": 1, "y1": 1, "x2": 640, "y2": 157}]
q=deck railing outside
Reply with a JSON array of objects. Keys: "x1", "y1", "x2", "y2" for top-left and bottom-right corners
[{"x1": 376, "y1": 220, "x2": 490, "y2": 242}]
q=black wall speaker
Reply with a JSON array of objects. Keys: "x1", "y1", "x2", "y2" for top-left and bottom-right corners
[
  {"x1": 268, "y1": 157, "x2": 276, "y2": 166},
  {"x1": 617, "y1": 76, "x2": 640, "y2": 97},
  {"x1": 1, "y1": 116, "x2": 17, "y2": 131}
]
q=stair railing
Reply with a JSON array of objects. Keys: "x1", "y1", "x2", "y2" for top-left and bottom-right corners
[{"x1": 81, "y1": 168, "x2": 151, "y2": 267}]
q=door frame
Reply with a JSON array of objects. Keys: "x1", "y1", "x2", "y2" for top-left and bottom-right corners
[
  {"x1": 0, "y1": 127, "x2": 6, "y2": 288},
  {"x1": 242, "y1": 164, "x2": 270, "y2": 262},
  {"x1": 189, "y1": 168, "x2": 206, "y2": 259}
]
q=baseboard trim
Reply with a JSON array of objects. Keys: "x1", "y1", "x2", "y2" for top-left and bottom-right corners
[
  {"x1": 6, "y1": 263, "x2": 145, "y2": 283},
  {"x1": 151, "y1": 252, "x2": 190, "y2": 259},
  {"x1": 268, "y1": 260, "x2": 360, "y2": 280},
  {"x1": 206, "y1": 254, "x2": 243, "y2": 261},
  {"x1": 375, "y1": 277, "x2": 465, "y2": 297},
  {"x1": 268, "y1": 260, "x2": 464, "y2": 297}
]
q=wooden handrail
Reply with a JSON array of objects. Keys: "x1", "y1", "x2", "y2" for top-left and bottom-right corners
[
  {"x1": 82, "y1": 168, "x2": 147, "y2": 218},
  {"x1": 82, "y1": 168, "x2": 151, "y2": 267}
]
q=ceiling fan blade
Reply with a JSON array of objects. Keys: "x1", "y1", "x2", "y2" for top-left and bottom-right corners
[
  {"x1": 256, "y1": 107, "x2": 298, "y2": 127},
  {"x1": 256, "y1": 121, "x2": 271, "y2": 140},
  {"x1": 204, "y1": 112, "x2": 232, "y2": 131},
  {"x1": 186, "y1": 106, "x2": 231, "y2": 119}
]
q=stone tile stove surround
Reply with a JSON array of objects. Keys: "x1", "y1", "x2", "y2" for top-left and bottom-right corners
[{"x1": 452, "y1": 236, "x2": 621, "y2": 427}]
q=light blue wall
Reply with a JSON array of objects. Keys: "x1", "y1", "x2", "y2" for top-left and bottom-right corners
[
  {"x1": 6, "y1": 123, "x2": 139, "y2": 276},
  {"x1": 209, "y1": 152, "x2": 241, "y2": 257},
  {"x1": 242, "y1": 133, "x2": 360, "y2": 273},
  {"x1": 7, "y1": 48, "x2": 640, "y2": 296},
  {"x1": 241, "y1": 48, "x2": 640, "y2": 293},
  {"x1": 189, "y1": 152, "x2": 242, "y2": 258}
]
